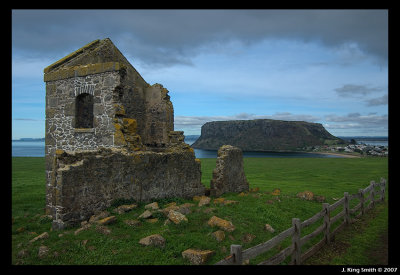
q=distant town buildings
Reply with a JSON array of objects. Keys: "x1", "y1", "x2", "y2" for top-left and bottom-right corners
[{"x1": 304, "y1": 143, "x2": 388, "y2": 157}]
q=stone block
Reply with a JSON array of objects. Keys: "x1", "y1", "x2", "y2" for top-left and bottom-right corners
[
  {"x1": 139, "y1": 234, "x2": 165, "y2": 248},
  {"x1": 210, "y1": 145, "x2": 249, "y2": 197},
  {"x1": 182, "y1": 249, "x2": 214, "y2": 265}
]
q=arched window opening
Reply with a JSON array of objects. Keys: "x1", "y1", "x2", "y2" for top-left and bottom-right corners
[{"x1": 75, "y1": 93, "x2": 94, "y2": 128}]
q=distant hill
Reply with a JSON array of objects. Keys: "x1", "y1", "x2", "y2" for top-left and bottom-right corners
[
  {"x1": 191, "y1": 119, "x2": 347, "y2": 151},
  {"x1": 13, "y1": 138, "x2": 45, "y2": 142}
]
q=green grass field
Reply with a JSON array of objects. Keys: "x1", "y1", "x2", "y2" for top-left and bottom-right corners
[{"x1": 11, "y1": 157, "x2": 388, "y2": 265}]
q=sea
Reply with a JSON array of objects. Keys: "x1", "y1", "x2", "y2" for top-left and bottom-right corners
[{"x1": 11, "y1": 136, "x2": 388, "y2": 158}]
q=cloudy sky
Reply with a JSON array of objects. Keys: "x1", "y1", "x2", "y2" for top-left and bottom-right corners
[{"x1": 12, "y1": 9, "x2": 388, "y2": 139}]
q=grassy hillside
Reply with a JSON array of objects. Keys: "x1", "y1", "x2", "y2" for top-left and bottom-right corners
[{"x1": 11, "y1": 157, "x2": 388, "y2": 265}]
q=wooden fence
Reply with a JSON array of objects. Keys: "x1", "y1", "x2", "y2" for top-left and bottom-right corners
[{"x1": 215, "y1": 177, "x2": 387, "y2": 265}]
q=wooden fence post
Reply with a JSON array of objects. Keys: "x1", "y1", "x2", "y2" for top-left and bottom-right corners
[
  {"x1": 380, "y1": 178, "x2": 386, "y2": 202},
  {"x1": 359, "y1": 189, "x2": 365, "y2": 216},
  {"x1": 230, "y1": 244, "x2": 243, "y2": 265},
  {"x1": 322, "y1": 203, "x2": 330, "y2": 244},
  {"x1": 291, "y1": 218, "x2": 301, "y2": 265},
  {"x1": 344, "y1": 192, "x2": 350, "y2": 225},
  {"x1": 370, "y1": 181, "x2": 376, "y2": 207}
]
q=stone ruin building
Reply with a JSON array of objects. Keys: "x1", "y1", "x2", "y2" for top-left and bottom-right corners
[{"x1": 44, "y1": 38, "x2": 248, "y2": 230}]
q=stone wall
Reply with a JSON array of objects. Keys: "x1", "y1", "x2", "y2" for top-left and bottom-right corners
[
  {"x1": 210, "y1": 145, "x2": 249, "y2": 197},
  {"x1": 50, "y1": 148, "x2": 205, "y2": 229}
]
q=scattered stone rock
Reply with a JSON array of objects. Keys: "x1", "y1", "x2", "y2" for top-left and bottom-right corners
[
  {"x1": 271, "y1": 188, "x2": 281, "y2": 196},
  {"x1": 177, "y1": 203, "x2": 195, "y2": 215},
  {"x1": 223, "y1": 200, "x2": 239, "y2": 206},
  {"x1": 250, "y1": 187, "x2": 260, "y2": 193},
  {"x1": 81, "y1": 239, "x2": 88, "y2": 247},
  {"x1": 145, "y1": 202, "x2": 159, "y2": 210},
  {"x1": 138, "y1": 210, "x2": 153, "y2": 219},
  {"x1": 74, "y1": 227, "x2": 87, "y2": 236},
  {"x1": 138, "y1": 234, "x2": 165, "y2": 248},
  {"x1": 193, "y1": 195, "x2": 202, "y2": 202},
  {"x1": 146, "y1": 218, "x2": 159, "y2": 223},
  {"x1": 203, "y1": 207, "x2": 216, "y2": 214},
  {"x1": 207, "y1": 216, "x2": 235, "y2": 232},
  {"x1": 182, "y1": 249, "x2": 214, "y2": 265},
  {"x1": 198, "y1": 196, "x2": 211, "y2": 207},
  {"x1": 95, "y1": 225, "x2": 111, "y2": 235},
  {"x1": 164, "y1": 202, "x2": 177, "y2": 208},
  {"x1": 124, "y1": 219, "x2": 142, "y2": 227},
  {"x1": 114, "y1": 204, "x2": 137, "y2": 214},
  {"x1": 238, "y1": 192, "x2": 248, "y2": 197},
  {"x1": 29, "y1": 232, "x2": 49, "y2": 243},
  {"x1": 38, "y1": 245, "x2": 49, "y2": 258},
  {"x1": 17, "y1": 249, "x2": 29, "y2": 258},
  {"x1": 89, "y1": 211, "x2": 110, "y2": 223},
  {"x1": 297, "y1": 191, "x2": 314, "y2": 201},
  {"x1": 241, "y1": 233, "x2": 256, "y2": 243},
  {"x1": 96, "y1": 216, "x2": 117, "y2": 225},
  {"x1": 16, "y1": 227, "x2": 25, "y2": 233},
  {"x1": 168, "y1": 210, "x2": 188, "y2": 224},
  {"x1": 314, "y1": 195, "x2": 326, "y2": 203},
  {"x1": 264, "y1": 224, "x2": 275, "y2": 233},
  {"x1": 213, "y1": 198, "x2": 225, "y2": 204},
  {"x1": 212, "y1": 230, "x2": 225, "y2": 242},
  {"x1": 74, "y1": 222, "x2": 92, "y2": 235},
  {"x1": 159, "y1": 204, "x2": 180, "y2": 216}
]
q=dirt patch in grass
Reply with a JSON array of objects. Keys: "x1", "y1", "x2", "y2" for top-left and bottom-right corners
[
  {"x1": 367, "y1": 229, "x2": 388, "y2": 265},
  {"x1": 303, "y1": 238, "x2": 351, "y2": 265}
]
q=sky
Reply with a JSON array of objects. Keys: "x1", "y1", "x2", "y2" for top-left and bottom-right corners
[{"x1": 12, "y1": 9, "x2": 389, "y2": 139}]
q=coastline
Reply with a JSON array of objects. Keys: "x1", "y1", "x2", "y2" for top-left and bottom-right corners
[{"x1": 310, "y1": 151, "x2": 361, "y2": 158}]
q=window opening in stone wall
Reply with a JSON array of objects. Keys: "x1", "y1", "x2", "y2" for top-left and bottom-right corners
[{"x1": 75, "y1": 93, "x2": 94, "y2": 128}]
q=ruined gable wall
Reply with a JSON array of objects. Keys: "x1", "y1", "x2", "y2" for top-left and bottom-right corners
[
  {"x1": 114, "y1": 65, "x2": 149, "y2": 145},
  {"x1": 45, "y1": 70, "x2": 122, "y2": 215},
  {"x1": 143, "y1": 84, "x2": 174, "y2": 147}
]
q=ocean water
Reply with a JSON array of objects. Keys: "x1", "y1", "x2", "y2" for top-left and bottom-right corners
[
  {"x1": 12, "y1": 141, "x2": 45, "y2": 157},
  {"x1": 12, "y1": 137, "x2": 387, "y2": 158}
]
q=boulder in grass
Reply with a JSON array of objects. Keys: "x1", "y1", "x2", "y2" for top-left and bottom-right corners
[
  {"x1": 114, "y1": 204, "x2": 137, "y2": 214},
  {"x1": 297, "y1": 191, "x2": 314, "y2": 201},
  {"x1": 207, "y1": 216, "x2": 235, "y2": 232},
  {"x1": 138, "y1": 234, "x2": 165, "y2": 248},
  {"x1": 182, "y1": 249, "x2": 214, "y2": 265},
  {"x1": 167, "y1": 210, "x2": 188, "y2": 224}
]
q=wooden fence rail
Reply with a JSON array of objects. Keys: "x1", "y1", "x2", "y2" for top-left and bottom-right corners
[{"x1": 215, "y1": 177, "x2": 387, "y2": 265}]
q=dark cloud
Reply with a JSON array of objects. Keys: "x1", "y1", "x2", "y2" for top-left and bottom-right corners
[
  {"x1": 12, "y1": 9, "x2": 388, "y2": 67},
  {"x1": 334, "y1": 84, "x2": 386, "y2": 97},
  {"x1": 365, "y1": 94, "x2": 388, "y2": 106},
  {"x1": 13, "y1": 118, "x2": 43, "y2": 121},
  {"x1": 324, "y1": 113, "x2": 388, "y2": 128}
]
